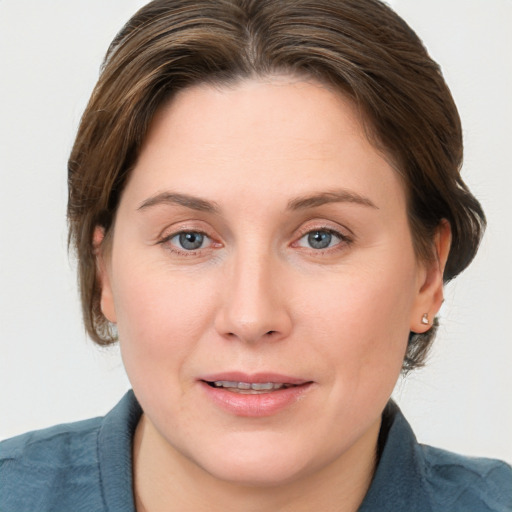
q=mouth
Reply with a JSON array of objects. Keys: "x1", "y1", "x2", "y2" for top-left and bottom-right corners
[
  {"x1": 203, "y1": 380, "x2": 300, "y2": 394},
  {"x1": 199, "y1": 373, "x2": 313, "y2": 416}
]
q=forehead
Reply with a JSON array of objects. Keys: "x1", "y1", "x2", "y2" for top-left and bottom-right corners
[
  {"x1": 124, "y1": 76, "x2": 405, "y2": 213},
  {"x1": 150, "y1": 76, "x2": 366, "y2": 156}
]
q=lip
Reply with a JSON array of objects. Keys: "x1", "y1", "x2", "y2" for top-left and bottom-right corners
[
  {"x1": 198, "y1": 372, "x2": 314, "y2": 417},
  {"x1": 200, "y1": 372, "x2": 310, "y2": 385}
]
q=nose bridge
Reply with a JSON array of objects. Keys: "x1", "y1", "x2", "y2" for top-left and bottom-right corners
[{"x1": 216, "y1": 241, "x2": 291, "y2": 343}]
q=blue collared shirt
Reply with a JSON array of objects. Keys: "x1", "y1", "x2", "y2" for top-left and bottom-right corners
[{"x1": 1, "y1": 391, "x2": 511, "y2": 511}]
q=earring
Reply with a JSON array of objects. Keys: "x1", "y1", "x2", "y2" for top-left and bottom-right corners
[{"x1": 421, "y1": 313, "x2": 429, "y2": 325}]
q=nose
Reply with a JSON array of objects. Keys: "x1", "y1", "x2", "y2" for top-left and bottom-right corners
[{"x1": 214, "y1": 249, "x2": 293, "y2": 344}]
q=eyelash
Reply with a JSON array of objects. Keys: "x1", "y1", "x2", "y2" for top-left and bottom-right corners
[
  {"x1": 158, "y1": 230, "x2": 217, "y2": 256},
  {"x1": 157, "y1": 225, "x2": 353, "y2": 257},
  {"x1": 292, "y1": 226, "x2": 353, "y2": 254}
]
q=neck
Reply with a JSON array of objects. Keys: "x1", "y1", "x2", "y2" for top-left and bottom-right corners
[{"x1": 133, "y1": 414, "x2": 380, "y2": 512}]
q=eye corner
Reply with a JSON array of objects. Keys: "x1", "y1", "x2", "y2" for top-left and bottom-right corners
[
  {"x1": 291, "y1": 225, "x2": 354, "y2": 254},
  {"x1": 157, "y1": 227, "x2": 223, "y2": 257}
]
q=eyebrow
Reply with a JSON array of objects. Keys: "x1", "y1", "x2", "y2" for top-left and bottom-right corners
[
  {"x1": 138, "y1": 192, "x2": 220, "y2": 213},
  {"x1": 137, "y1": 188, "x2": 377, "y2": 214},
  {"x1": 287, "y1": 189, "x2": 378, "y2": 210}
]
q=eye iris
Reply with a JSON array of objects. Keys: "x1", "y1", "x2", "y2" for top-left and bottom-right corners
[
  {"x1": 308, "y1": 231, "x2": 332, "y2": 249},
  {"x1": 179, "y1": 232, "x2": 204, "y2": 250}
]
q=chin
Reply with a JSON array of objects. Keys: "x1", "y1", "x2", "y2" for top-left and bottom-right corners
[
  {"x1": 190, "y1": 433, "x2": 320, "y2": 487},
  {"x1": 204, "y1": 459, "x2": 308, "y2": 488}
]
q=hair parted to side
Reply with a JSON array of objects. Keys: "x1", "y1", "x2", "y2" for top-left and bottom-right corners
[{"x1": 67, "y1": 0, "x2": 485, "y2": 371}]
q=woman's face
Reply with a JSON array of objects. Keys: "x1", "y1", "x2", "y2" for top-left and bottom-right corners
[{"x1": 98, "y1": 77, "x2": 437, "y2": 485}]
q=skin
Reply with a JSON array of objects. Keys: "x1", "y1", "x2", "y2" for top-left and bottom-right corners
[{"x1": 96, "y1": 76, "x2": 450, "y2": 512}]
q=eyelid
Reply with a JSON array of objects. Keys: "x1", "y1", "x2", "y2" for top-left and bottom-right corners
[
  {"x1": 154, "y1": 219, "x2": 353, "y2": 256},
  {"x1": 293, "y1": 220, "x2": 354, "y2": 241},
  {"x1": 157, "y1": 219, "x2": 215, "y2": 242},
  {"x1": 159, "y1": 231, "x2": 217, "y2": 258},
  {"x1": 291, "y1": 221, "x2": 354, "y2": 252},
  {"x1": 156, "y1": 221, "x2": 223, "y2": 256},
  {"x1": 160, "y1": 228, "x2": 208, "y2": 241}
]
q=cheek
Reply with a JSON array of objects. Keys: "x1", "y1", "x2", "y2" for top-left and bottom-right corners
[
  {"x1": 111, "y1": 259, "x2": 217, "y2": 380},
  {"x1": 300, "y1": 255, "x2": 417, "y2": 382}
]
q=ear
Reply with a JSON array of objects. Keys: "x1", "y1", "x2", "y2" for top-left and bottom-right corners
[
  {"x1": 410, "y1": 220, "x2": 452, "y2": 333},
  {"x1": 93, "y1": 226, "x2": 117, "y2": 324}
]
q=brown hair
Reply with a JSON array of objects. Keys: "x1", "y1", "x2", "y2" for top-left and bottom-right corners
[{"x1": 67, "y1": 0, "x2": 485, "y2": 371}]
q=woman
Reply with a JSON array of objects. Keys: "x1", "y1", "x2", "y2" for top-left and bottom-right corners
[{"x1": 1, "y1": 0, "x2": 510, "y2": 511}]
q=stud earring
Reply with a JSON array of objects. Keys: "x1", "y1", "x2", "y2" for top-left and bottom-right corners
[{"x1": 421, "y1": 313, "x2": 429, "y2": 325}]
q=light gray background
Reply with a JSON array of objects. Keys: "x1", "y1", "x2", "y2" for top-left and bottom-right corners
[{"x1": 1, "y1": 1, "x2": 511, "y2": 464}]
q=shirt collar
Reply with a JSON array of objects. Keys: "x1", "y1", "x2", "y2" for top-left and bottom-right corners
[
  {"x1": 97, "y1": 392, "x2": 431, "y2": 512},
  {"x1": 358, "y1": 400, "x2": 432, "y2": 511},
  {"x1": 98, "y1": 390, "x2": 142, "y2": 512}
]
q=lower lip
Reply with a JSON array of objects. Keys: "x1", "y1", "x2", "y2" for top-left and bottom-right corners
[{"x1": 200, "y1": 382, "x2": 313, "y2": 417}]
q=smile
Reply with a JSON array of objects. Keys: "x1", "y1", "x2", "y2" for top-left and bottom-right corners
[
  {"x1": 199, "y1": 374, "x2": 314, "y2": 416},
  {"x1": 206, "y1": 381, "x2": 297, "y2": 393}
]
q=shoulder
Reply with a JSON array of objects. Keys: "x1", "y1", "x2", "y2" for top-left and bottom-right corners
[
  {"x1": 0, "y1": 391, "x2": 140, "y2": 512},
  {"x1": 0, "y1": 417, "x2": 105, "y2": 512},
  {"x1": 421, "y1": 445, "x2": 512, "y2": 512},
  {"x1": 1, "y1": 415, "x2": 102, "y2": 462},
  {"x1": 361, "y1": 401, "x2": 512, "y2": 512}
]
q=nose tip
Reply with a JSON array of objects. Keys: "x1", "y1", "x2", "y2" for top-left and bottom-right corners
[
  {"x1": 214, "y1": 260, "x2": 292, "y2": 344},
  {"x1": 217, "y1": 302, "x2": 292, "y2": 343},
  {"x1": 222, "y1": 323, "x2": 286, "y2": 344}
]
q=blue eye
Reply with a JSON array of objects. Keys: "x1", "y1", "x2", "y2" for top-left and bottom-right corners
[
  {"x1": 297, "y1": 230, "x2": 342, "y2": 250},
  {"x1": 308, "y1": 231, "x2": 332, "y2": 249},
  {"x1": 170, "y1": 232, "x2": 207, "y2": 250}
]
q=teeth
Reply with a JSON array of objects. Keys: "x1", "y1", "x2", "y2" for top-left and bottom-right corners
[
  {"x1": 251, "y1": 382, "x2": 274, "y2": 390},
  {"x1": 214, "y1": 381, "x2": 239, "y2": 388},
  {"x1": 211, "y1": 380, "x2": 292, "y2": 391}
]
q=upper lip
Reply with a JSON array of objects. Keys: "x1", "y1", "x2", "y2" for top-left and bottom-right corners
[{"x1": 199, "y1": 372, "x2": 311, "y2": 386}]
